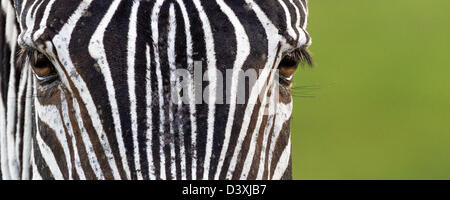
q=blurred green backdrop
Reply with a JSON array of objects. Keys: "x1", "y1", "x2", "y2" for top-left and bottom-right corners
[{"x1": 291, "y1": 0, "x2": 450, "y2": 179}]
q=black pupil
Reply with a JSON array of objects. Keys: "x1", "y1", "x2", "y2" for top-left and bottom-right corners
[
  {"x1": 34, "y1": 54, "x2": 51, "y2": 69},
  {"x1": 279, "y1": 57, "x2": 298, "y2": 68}
]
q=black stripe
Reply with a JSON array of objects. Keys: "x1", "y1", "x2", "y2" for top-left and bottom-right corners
[
  {"x1": 32, "y1": 134, "x2": 55, "y2": 180},
  {"x1": 134, "y1": 2, "x2": 153, "y2": 180},
  {"x1": 36, "y1": 119, "x2": 68, "y2": 179},
  {"x1": 269, "y1": 120, "x2": 291, "y2": 179},
  {"x1": 65, "y1": 94, "x2": 97, "y2": 180},
  {"x1": 203, "y1": 0, "x2": 237, "y2": 180},
  {"x1": 58, "y1": 92, "x2": 77, "y2": 179},
  {"x1": 263, "y1": 115, "x2": 276, "y2": 180},
  {"x1": 0, "y1": 7, "x2": 9, "y2": 110},
  {"x1": 173, "y1": 3, "x2": 187, "y2": 180},
  {"x1": 102, "y1": 0, "x2": 136, "y2": 180}
]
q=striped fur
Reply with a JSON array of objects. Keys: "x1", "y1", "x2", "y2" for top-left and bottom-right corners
[{"x1": 0, "y1": 0, "x2": 311, "y2": 180}]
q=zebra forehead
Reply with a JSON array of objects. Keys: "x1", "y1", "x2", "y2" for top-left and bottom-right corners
[{"x1": 14, "y1": 0, "x2": 311, "y2": 50}]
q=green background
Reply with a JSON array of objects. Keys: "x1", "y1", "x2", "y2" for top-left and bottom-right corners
[{"x1": 291, "y1": 0, "x2": 450, "y2": 179}]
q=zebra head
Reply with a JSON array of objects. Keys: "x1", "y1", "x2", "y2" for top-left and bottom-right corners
[{"x1": 1, "y1": 0, "x2": 312, "y2": 180}]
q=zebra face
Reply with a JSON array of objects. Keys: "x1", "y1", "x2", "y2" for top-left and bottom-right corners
[{"x1": 11, "y1": 0, "x2": 311, "y2": 180}]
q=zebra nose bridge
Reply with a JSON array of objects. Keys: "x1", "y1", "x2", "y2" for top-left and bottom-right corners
[{"x1": 17, "y1": 29, "x2": 32, "y2": 48}]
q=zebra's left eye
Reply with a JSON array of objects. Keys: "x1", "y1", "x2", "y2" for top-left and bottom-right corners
[{"x1": 30, "y1": 52, "x2": 58, "y2": 83}]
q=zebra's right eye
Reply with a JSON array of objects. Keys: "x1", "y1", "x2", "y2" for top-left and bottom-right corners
[
  {"x1": 30, "y1": 52, "x2": 58, "y2": 83},
  {"x1": 277, "y1": 47, "x2": 314, "y2": 86},
  {"x1": 278, "y1": 55, "x2": 299, "y2": 79}
]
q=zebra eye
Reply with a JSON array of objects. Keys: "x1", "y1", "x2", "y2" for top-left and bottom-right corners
[
  {"x1": 278, "y1": 55, "x2": 299, "y2": 79},
  {"x1": 278, "y1": 47, "x2": 313, "y2": 83},
  {"x1": 278, "y1": 53, "x2": 300, "y2": 86},
  {"x1": 30, "y1": 52, "x2": 58, "y2": 82}
]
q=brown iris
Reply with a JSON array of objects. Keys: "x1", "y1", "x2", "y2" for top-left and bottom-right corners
[{"x1": 30, "y1": 52, "x2": 56, "y2": 78}]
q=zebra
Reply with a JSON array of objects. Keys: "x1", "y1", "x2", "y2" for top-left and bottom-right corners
[{"x1": 0, "y1": 0, "x2": 312, "y2": 180}]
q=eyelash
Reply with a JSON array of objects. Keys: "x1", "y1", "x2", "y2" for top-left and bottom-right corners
[{"x1": 287, "y1": 46, "x2": 314, "y2": 67}]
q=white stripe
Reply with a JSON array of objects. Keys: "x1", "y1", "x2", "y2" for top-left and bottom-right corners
[
  {"x1": 0, "y1": 89, "x2": 7, "y2": 180},
  {"x1": 290, "y1": 0, "x2": 308, "y2": 47},
  {"x1": 298, "y1": 0, "x2": 309, "y2": 28},
  {"x1": 1, "y1": 0, "x2": 18, "y2": 49},
  {"x1": 5, "y1": 35, "x2": 18, "y2": 180},
  {"x1": 0, "y1": 72, "x2": 6, "y2": 179},
  {"x1": 36, "y1": 131, "x2": 64, "y2": 180},
  {"x1": 289, "y1": 0, "x2": 304, "y2": 41},
  {"x1": 176, "y1": 89, "x2": 187, "y2": 180},
  {"x1": 14, "y1": 62, "x2": 29, "y2": 170},
  {"x1": 297, "y1": 0, "x2": 311, "y2": 47},
  {"x1": 267, "y1": 101, "x2": 293, "y2": 178},
  {"x1": 256, "y1": 86, "x2": 277, "y2": 179},
  {"x1": 33, "y1": 0, "x2": 56, "y2": 41},
  {"x1": 60, "y1": 93, "x2": 86, "y2": 180},
  {"x1": 214, "y1": 0, "x2": 251, "y2": 180},
  {"x1": 21, "y1": 68, "x2": 33, "y2": 180},
  {"x1": 87, "y1": 0, "x2": 129, "y2": 180},
  {"x1": 34, "y1": 109, "x2": 64, "y2": 181},
  {"x1": 127, "y1": 0, "x2": 143, "y2": 180},
  {"x1": 35, "y1": 99, "x2": 74, "y2": 180},
  {"x1": 0, "y1": 0, "x2": 17, "y2": 180},
  {"x1": 19, "y1": 0, "x2": 28, "y2": 28},
  {"x1": 271, "y1": 134, "x2": 291, "y2": 180},
  {"x1": 31, "y1": 163, "x2": 43, "y2": 180},
  {"x1": 72, "y1": 99, "x2": 105, "y2": 180},
  {"x1": 20, "y1": 0, "x2": 42, "y2": 48},
  {"x1": 175, "y1": 0, "x2": 197, "y2": 180},
  {"x1": 145, "y1": 44, "x2": 156, "y2": 180},
  {"x1": 2, "y1": 0, "x2": 20, "y2": 180},
  {"x1": 192, "y1": 0, "x2": 218, "y2": 180},
  {"x1": 151, "y1": 0, "x2": 166, "y2": 180},
  {"x1": 31, "y1": 143, "x2": 43, "y2": 180},
  {"x1": 167, "y1": 4, "x2": 178, "y2": 180}
]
